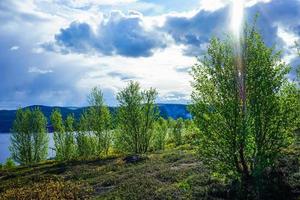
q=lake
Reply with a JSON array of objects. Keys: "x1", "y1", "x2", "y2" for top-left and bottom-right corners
[{"x1": 0, "y1": 133, "x2": 55, "y2": 164}]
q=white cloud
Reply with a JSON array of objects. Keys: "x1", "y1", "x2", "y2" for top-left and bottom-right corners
[
  {"x1": 2, "y1": 0, "x2": 299, "y2": 108},
  {"x1": 28, "y1": 67, "x2": 53, "y2": 74},
  {"x1": 277, "y1": 26, "x2": 299, "y2": 64},
  {"x1": 198, "y1": 0, "x2": 273, "y2": 12},
  {"x1": 62, "y1": 0, "x2": 137, "y2": 7},
  {"x1": 10, "y1": 46, "x2": 19, "y2": 51},
  {"x1": 73, "y1": 44, "x2": 195, "y2": 105},
  {"x1": 245, "y1": 0, "x2": 272, "y2": 7},
  {"x1": 277, "y1": 27, "x2": 299, "y2": 47},
  {"x1": 199, "y1": 0, "x2": 230, "y2": 12}
]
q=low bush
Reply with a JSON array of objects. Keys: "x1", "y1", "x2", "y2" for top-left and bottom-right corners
[{"x1": 4, "y1": 158, "x2": 15, "y2": 169}]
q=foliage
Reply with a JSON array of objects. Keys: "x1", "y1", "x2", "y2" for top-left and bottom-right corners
[
  {"x1": 76, "y1": 111, "x2": 98, "y2": 158},
  {"x1": 64, "y1": 114, "x2": 77, "y2": 159},
  {"x1": 182, "y1": 120, "x2": 200, "y2": 145},
  {"x1": 152, "y1": 117, "x2": 168, "y2": 151},
  {"x1": 75, "y1": 87, "x2": 112, "y2": 158},
  {"x1": 172, "y1": 118, "x2": 184, "y2": 146},
  {"x1": 4, "y1": 157, "x2": 16, "y2": 169},
  {"x1": 190, "y1": 24, "x2": 300, "y2": 195},
  {"x1": 50, "y1": 109, "x2": 76, "y2": 161},
  {"x1": 51, "y1": 109, "x2": 66, "y2": 160},
  {"x1": 10, "y1": 107, "x2": 49, "y2": 165},
  {"x1": 116, "y1": 81, "x2": 159, "y2": 153},
  {"x1": 86, "y1": 87, "x2": 112, "y2": 156}
]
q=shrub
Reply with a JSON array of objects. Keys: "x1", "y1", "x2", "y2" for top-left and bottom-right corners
[
  {"x1": 4, "y1": 157, "x2": 16, "y2": 169},
  {"x1": 116, "y1": 81, "x2": 158, "y2": 154},
  {"x1": 10, "y1": 107, "x2": 49, "y2": 165}
]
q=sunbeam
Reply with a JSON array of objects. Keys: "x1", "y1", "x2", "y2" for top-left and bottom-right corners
[{"x1": 230, "y1": 0, "x2": 245, "y2": 39}]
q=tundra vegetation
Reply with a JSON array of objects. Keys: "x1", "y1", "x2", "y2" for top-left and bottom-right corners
[{"x1": 1, "y1": 25, "x2": 299, "y2": 200}]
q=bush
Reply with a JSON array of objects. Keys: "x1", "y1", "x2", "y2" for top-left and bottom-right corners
[
  {"x1": 116, "y1": 81, "x2": 158, "y2": 154},
  {"x1": 152, "y1": 117, "x2": 168, "y2": 151},
  {"x1": 4, "y1": 157, "x2": 16, "y2": 169}
]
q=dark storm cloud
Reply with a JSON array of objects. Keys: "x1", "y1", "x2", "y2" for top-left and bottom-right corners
[
  {"x1": 162, "y1": 7, "x2": 229, "y2": 56},
  {"x1": 46, "y1": 11, "x2": 167, "y2": 57},
  {"x1": 44, "y1": 0, "x2": 300, "y2": 60},
  {"x1": 162, "y1": 0, "x2": 300, "y2": 57}
]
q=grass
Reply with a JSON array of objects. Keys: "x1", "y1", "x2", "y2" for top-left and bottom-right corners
[
  {"x1": 0, "y1": 145, "x2": 229, "y2": 200},
  {"x1": 0, "y1": 144, "x2": 299, "y2": 199}
]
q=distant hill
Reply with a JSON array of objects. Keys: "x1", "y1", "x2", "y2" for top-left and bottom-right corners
[{"x1": 0, "y1": 104, "x2": 191, "y2": 133}]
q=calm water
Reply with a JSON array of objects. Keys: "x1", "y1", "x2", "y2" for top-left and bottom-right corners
[{"x1": 0, "y1": 133, "x2": 55, "y2": 164}]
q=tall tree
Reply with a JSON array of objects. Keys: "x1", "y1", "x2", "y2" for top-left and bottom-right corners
[
  {"x1": 64, "y1": 114, "x2": 77, "y2": 160},
  {"x1": 76, "y1": 111, "x2": 98, "y2": 158},
  {"x1": 172, "y1": 118, "x2": 184, "y2": 146},
  {"x1": 117, "y1": 81, "x2": 158, "y2": 153},
  {"x1": 190, "y1": 24, "x2": 299, "y2": 194},
  {"x1": 152, "y1": 117, "x2": 168, "y2": 150},
  {"x1": 10, "y1": 107, "x2": 49, "y2": 165},
  {"x1": 75, "y1": 87, "x2": 111, "y2": 158},
  {"x1": 86, "y1": 87, "x2": 112, "y2": 156},
  {"x1": 50, "y1": 109, "x2": 76, "y2": 161},
  {"x1": 50, "y1": 109, "x2": 66, "y2": 160}
]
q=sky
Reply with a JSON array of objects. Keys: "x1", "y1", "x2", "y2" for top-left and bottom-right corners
[{"x1": 0, "y1": 0, "x2": 299, "y2": 109}]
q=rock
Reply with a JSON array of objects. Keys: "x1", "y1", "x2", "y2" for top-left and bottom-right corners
[{"x1": 123, "y1": 155, "x2": 145, "y2": 164}]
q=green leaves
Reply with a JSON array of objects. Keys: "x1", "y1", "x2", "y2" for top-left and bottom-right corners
[
  {"x1": 50, "y1": 109, "x2": 76, "y2": 161},
  {"x1": 10, "y1": 107, "x2": 49, "y2": 165},
  {"x1": 116, "y1": 81, "x2": 158, "y2": 154},
  {"x1": 76, "y1": 87, "x2": 112, "y2": 158},
  {"x1": 152, "y1": 117, "x2": 168, "y2": 151},
  {"x1": 190, "y1": 23, "x2": 299, "y2": 186}
]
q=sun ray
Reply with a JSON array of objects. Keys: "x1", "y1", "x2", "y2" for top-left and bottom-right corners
[{"x1": 230, "y1": 0, "x2": 245, "y2": 39}]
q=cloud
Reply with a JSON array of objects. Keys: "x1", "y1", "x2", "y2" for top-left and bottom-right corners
[
  {"x1": 159, "y1": 91, "x2": 190, "y2": 103},
  {"x1": 62, "y1": 0, "x2": 137, "y2": 7},
  {"x1": 45, "y1": 11, "x2": 168, "y2": 57},
  {"x1": 28, "y1": 67, "x2": 53, "y2": 74},
  {"x1": 162, "y1": 7, "x2": 229, "y2": 56},
  {"x1": 160, "y1": 0, "x2": 300, "y2": 59},
  {"x1": 107, "y1": 71, "x2": 138, "y2": 80},
  {"x1": 10, "y1": 46, "x2": 19, "y2": 51},
  {"x1": 175, "y1": 66, "x2": 191, "y2": 73},
  {"x1": 1, "y1": 0, "x2": 300, "y2": 109},
  {"x1": 199, "y1": 0, "x2": 229, "y2": 11}
]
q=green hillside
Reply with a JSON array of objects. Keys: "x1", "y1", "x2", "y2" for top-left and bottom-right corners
[{"x1": 0, "y1": 144, "x2": 299, "y2": 200}]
